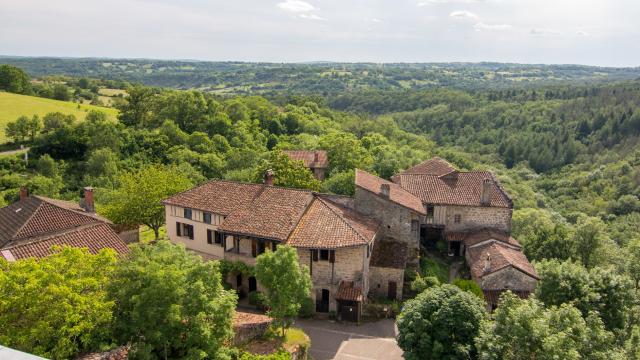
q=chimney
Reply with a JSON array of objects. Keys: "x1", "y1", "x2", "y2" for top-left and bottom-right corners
[
  {"x1": 264, "y1": 169, "x2": 275, "y2": 186},
  {"x1": 480, "y1": 178, "x2": 492, "y2": 206},
  {"x1": 483, "y1": 253, "x2": 492, "y2": 273},
  {"x1": 19, "y1": 186, "x2": 29, "y2": 201},
  {"x1": 380, "y1": 183, "x2": 390, "y2": 198},
  {"x1": 82, "y1": 186, "x2": 95, "y2": 213}
]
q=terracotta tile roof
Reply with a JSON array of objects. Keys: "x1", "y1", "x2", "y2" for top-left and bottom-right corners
[
  {"x1": 396, "y1": 157, "x2": 456, "y2": 177},
  {"x1": 287, "y1": 197, "x2": 379, "y2": 249},
  {"x1": 1, "y1": 223, "x2": 129, "y2": 261},
  {"x1": 446, "y1": 228, "x2": 520, "y2": 248},
  {"x1": 77, "y1": 345, "x2": 130, "y2": 360},
  {"x1": 370, "y1": 240, "x2": 407, "y2": 269},
  {"x1": 219, "y1": 186, "x2": 314, "y2": 241},
  {"x1": 355, "y1": 169, "x2": 426, "y2": 215},
  {"x1": 282, "y1": 150, "x2": 329, "y2": 169},
  {"x1": 467, "y1": 241, "x2": 538, "y2": 281},
  {"x1": 233, "y1": 311, "x2": 273, "y2": 329},
  {"x1": 162, "y1": 180, "x2": 264, "y2": 216},
  {"x1": 0, "y1": 196, "x2": 112, "y2": 248},
  {"x1": 394, "y1": 171, "x2": 512, "y2": 208},
  {"x1": 336, "y1": 281, "x2": 363, "y2": 302}
]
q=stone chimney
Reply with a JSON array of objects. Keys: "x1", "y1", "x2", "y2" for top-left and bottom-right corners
[
  {"x1": 380, "y1": 183, "x2": 390, "y2": 198},
  {"x1": 480, "y1": 178, "x2": 492, "y2": 206},
  {"x1": 264, "y1": 169, "x2": 275, "y2": 186},
  {"x1": 82, "y1": 186, "x2": 95, "y2": 213},
  {"x1": 19, "y1": 186, "x2": 29, "y2": 201},
  {"x1": 483, "y1": 253, "x2": 492, "y2": 274}
]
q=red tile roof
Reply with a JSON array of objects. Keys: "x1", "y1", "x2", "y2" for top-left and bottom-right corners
[
  {"x1": 1, "y1": 223, "x2": 129, "y2": 261},
  {"x1": 219, "y1": 186, "x2": 314, "y2": 241},
  {"x1": 467, "y1": 241, "x2": 538, "y2": 281},
  {"x1": 162, "y1": 180, "x2": 264, "y2": 216},
  {"x1": 287, "y1": 197, "x2": 379, "y2": 249},
  {"x1": 282, "y1": 150, "x2": 329, "y2": 169},
  {"x1": 336, "y1": 281, "x2": 363, "y2": 302},
  {"x1": 396, "y1": 157, "x2": 456, "y2": 177},
  {"x1": 77, "y1": 345, "x2": 130, "y2": 360},
  {"x1": 370, "y1": 240, "x2": 407, "y2": 269},
  {"x1": 394, "y1": 171, "x2": 512, "y2": 208},
  {"x1": 446, "y1": 228, "x2": 520, "y2": 248},
  {"x1": 355, "y1": 169, "x2": 426, "y2": 215}
]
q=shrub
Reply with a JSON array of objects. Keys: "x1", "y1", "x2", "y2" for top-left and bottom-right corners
[
  {"x1": 298, "y1": 297, "x2": 314, "y2": 318},
  {"x1": 452, "y1": 279, "x2": 484, "y2": 299}
]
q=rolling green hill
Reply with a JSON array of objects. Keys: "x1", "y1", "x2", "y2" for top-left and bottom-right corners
[{"x1": 0, "y1": 92, "x2": 118, "y2": 143}]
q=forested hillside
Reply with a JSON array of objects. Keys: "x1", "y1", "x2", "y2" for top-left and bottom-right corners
[{"x1": 3, "y1": 56, "x2": 640, "y2": 95}]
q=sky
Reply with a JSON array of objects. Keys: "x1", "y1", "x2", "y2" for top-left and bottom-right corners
[{"x1": 1, "y1": 0, "x2": 639, "y2": 67}]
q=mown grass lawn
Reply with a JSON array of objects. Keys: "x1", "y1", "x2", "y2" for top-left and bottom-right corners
[
  {"x1": 139, "y1": 225, "x2": 167, "y2": 243},
  {"x1": 0, "y1": 92, "x2": 118, "y2": 143}
]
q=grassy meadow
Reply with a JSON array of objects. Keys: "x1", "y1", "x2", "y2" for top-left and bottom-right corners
[{"x1": 0, "y1": 92, "x2": 118, "y2": 143}]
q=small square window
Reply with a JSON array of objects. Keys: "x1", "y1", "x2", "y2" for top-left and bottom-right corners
[
  {"x1": 454, "y1": 214, "x2": 461, "y2": 224},
  {"x1": 203, "y1": 212, "x2": 212, "y2": 224},
  {"x1": 184, "y1": 208, "x2": 192, "y2": 219},
  {"x1": 320, "y1": 249, "x2": 329, "y2": 261}
]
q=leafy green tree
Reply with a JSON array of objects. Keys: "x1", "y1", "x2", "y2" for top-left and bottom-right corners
[
  {"x1": 5, "y1": 115, "x2": 31, "y2": 143},
  {"x1": 52, "y1": 84, "x2": 70, "y2": 101},
  {"x1": 476, "y1": 292, "x2": 617, "y2": 360},
  {"x1": 0, "y1": 247, "x2": 118, "y2": 359},
  {"x1": 626, "y1": 238, "x2": 640, "y2": 292},
  {"x1": 572, "y1": 215, "x2": 613, "y2": 268},
  {"x1": 254, "y1": 151, "x2": 320, "y2": 191},
  {"x1": 452, "y1": 279, "x2": 484, "y2": 299},
  {"x1": 117, "y1": 85, "x2": 157, "y2": 128},
  {"x1": 85, "y1": 148, "x2": 119, "y2": 186},
  {"x1": 0, "y1": 64, "x2": 31, "y2": 94},
  {"x1": 319, "y1": 132, "x2": 372, "y2": 174},
  {"x1": 397, "y1": 284, "x2": 486, "y2": 360},
  {"x1": 35, "y1": 154, "x2": 58, "y2": 177},
  {"x1": 102, "y1": 165, "x2": 192, "y2": 239},
  {"x1": 108, "y1": 241, "x2": 237, "y2": 359},
  {"x1": 321, "y1": 170, "x2": 355, "y2": 196},
  {"x1": 512, "y1": 208, "x2": 573, "y2": 261},
  {"x1": 410, "y1": 274, "x2": 440, "y2": 293},
  {"x1": 42, "y1": 112, "x2": 75, "y2": 133},
  {"x1": 255, "y1": 245, "x2": 312, "y2": 337},
  {"x1": 588, "y1": 267, "x2": 634, "y2": 331}
]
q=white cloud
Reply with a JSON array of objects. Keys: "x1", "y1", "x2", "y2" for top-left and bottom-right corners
[
  {"x1": 277, "y1": 0, "x2": 316, "y2": 13},
  {"x1": 299, "y1": 13, "x2": 327, "y2": 20},
  {"x1": 576, "y1": 31, "x2": 590, "y2": 36},
  {"x1": 474, "y1": 22, "x2": 512, "y2": 31},
  {"x1": 371, "y1": 18, "x2": 383, "y2": 23},
  {"x1": 530, "y1": 28, "x2": 560, "y2": 36},
  {"x1": 449, "y1": 10, "x2": 479, "y2": 20},
  {"x1": 419, "y1": 0, "x2": 484, "y2": 5}
]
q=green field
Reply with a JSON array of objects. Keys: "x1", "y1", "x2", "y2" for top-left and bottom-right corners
[{"x1": 0, "y1": 92, "x2": 119, "y2": 143}]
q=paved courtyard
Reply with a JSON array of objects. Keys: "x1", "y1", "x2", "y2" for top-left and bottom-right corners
[{"x1": 294, "y1": 318, "x2": 404, "y2": 360}]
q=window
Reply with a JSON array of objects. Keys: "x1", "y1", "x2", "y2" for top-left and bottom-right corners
[
  {"x1": 207, "y1": 229, "x2": 213, "y2": 244},
  {"x1": 454, "y1": 214, "x2": 461, "y2": 224},
  {"x1": 426, "y1": 204, "x2": 434, "y2": 217},
  {"x1": 320, "y1": 249, "x2": 329, "y2": 261},
  {"x1": 203, "y1": 212, "x2": 212, "y2": 224},
  {"x1": 177, "y1": 222, "x2": 194, "y2": 239},
  {"x1": 184, "y1": 208, "x2": 192, "y2": 219},
  {"x1": 207, "y1": 230, "x2": 223, "y2": 245}
]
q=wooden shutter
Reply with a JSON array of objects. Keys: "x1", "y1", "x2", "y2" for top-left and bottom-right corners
[
  {"x1": 329, "y1": 250, "x2": 335, "y2": 263},
  {"x1": 207, "y1": 230, "x2": 212, "y2": 244},
  {"x1": 312, "y1": 249, "x2": 319, "y2": 262},
  {"x1": 251, "y1": 240, "x2": 257, "y2": 257},
  {"x1": 176, "y1": 222, "x2": 181, "y2": 236}
]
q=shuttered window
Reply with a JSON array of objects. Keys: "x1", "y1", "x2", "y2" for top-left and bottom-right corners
[{"x1": 176, "y1": 222, "x2": 181, "y2": 236}]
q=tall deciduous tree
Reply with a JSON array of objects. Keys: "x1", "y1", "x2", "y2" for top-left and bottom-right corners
[
  {"x1": 254, "y1": 150, "x2": 320, "y2": 191},
  {"x1": 255, "y1": 245, "x2": 312, "y2": 336},
  {"x1": 108, "y1": 241, "x2": 237, "y2": 359},
  {"x1": 102, "y1": 164, "x2": 192, "y2": 239},
  {"x1": 397, "y1": 284, "x2": 486, "y2": 360},
  {"x1": 0, "y1": 247, "x2": 118, "y2": 359},
  {"x1": 0, "y1": 64, "x2": 31, "y2": 94}
]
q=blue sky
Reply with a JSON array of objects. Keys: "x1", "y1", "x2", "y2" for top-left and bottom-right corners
[{"x1": 1, "y1": 0, "x2": 638, "y2": 66}]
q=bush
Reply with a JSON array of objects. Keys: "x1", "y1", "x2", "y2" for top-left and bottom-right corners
[
  {"x1": 248, "y1": 291, "x2": 268, "y2": 310},
  {"x1": 411, "y1": 274, "x2": 440, "y2": 293},
  {"x1": 452, "y1": 279, "x2": 484, "y2": 299},
  {"x1": 298, "y1": 297, "x2": 314, "y2": 318}
]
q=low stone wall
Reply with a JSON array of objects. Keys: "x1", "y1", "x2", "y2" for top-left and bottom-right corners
[{"x1": 233, "y1": 311, "x2": 273, "y2": 346}]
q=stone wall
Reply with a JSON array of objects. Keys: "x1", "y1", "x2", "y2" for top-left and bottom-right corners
[
  {"x1": 368, "y1": 266, "x2": 404, "y2": 301},
  {"x1": 440, "y1": 205, "x2": 512, "y2": 233},
  {"x1": 354, "y1": 188, "x2": 421, "y2": 265},
  {"x1": 479, "y1": 267, "x2": 537, "y2": 292}
]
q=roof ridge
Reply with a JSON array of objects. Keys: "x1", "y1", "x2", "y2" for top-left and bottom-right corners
[
  {"x1": 315, "y1": 197, "x2": 370, "y2": 244},
  {"x1": 34, "y1": 195, "x2": 109, "y2": 223},
  {"x1": 5, "y1": 222, "x2": 105, "y2": 249}
]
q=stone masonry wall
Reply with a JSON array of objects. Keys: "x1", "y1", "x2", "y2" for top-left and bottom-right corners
[
  {"x1": 368, "y1": 266, "x2": 404, "y2": 301},
  {"x1": 479, "y1": 267, "x2": 537, "y2": 292},
  {"x1": 442, "y1": 205, "x2": 512, "y2": 233},
  {"x1": 354, "y1": 188, "x2": 421, "y2": 265}
]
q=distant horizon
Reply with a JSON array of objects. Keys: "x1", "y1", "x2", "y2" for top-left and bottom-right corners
[{"x1": 1, "y1": 54, "x2": 638, "y2": 69}]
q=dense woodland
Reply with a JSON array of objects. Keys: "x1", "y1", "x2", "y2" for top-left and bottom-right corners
[{"x1": 1, "y1": 61, "x2": 639, "y2": 359}]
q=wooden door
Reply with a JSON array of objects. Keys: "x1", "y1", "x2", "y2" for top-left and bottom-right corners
[{"x1": 388, "y1": 281, "x2": 397, "y2": 300}]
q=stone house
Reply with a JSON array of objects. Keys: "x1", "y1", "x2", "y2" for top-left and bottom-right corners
[
  {"x1": 0, "y1": 187, "x2": 130, "y2": 261},
  {"x1": 283, "y1": 150, "x2": 329, "y2": 180},
  {"x1": 163, "y1": 172, "x2": 381, "y2": 322}
]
